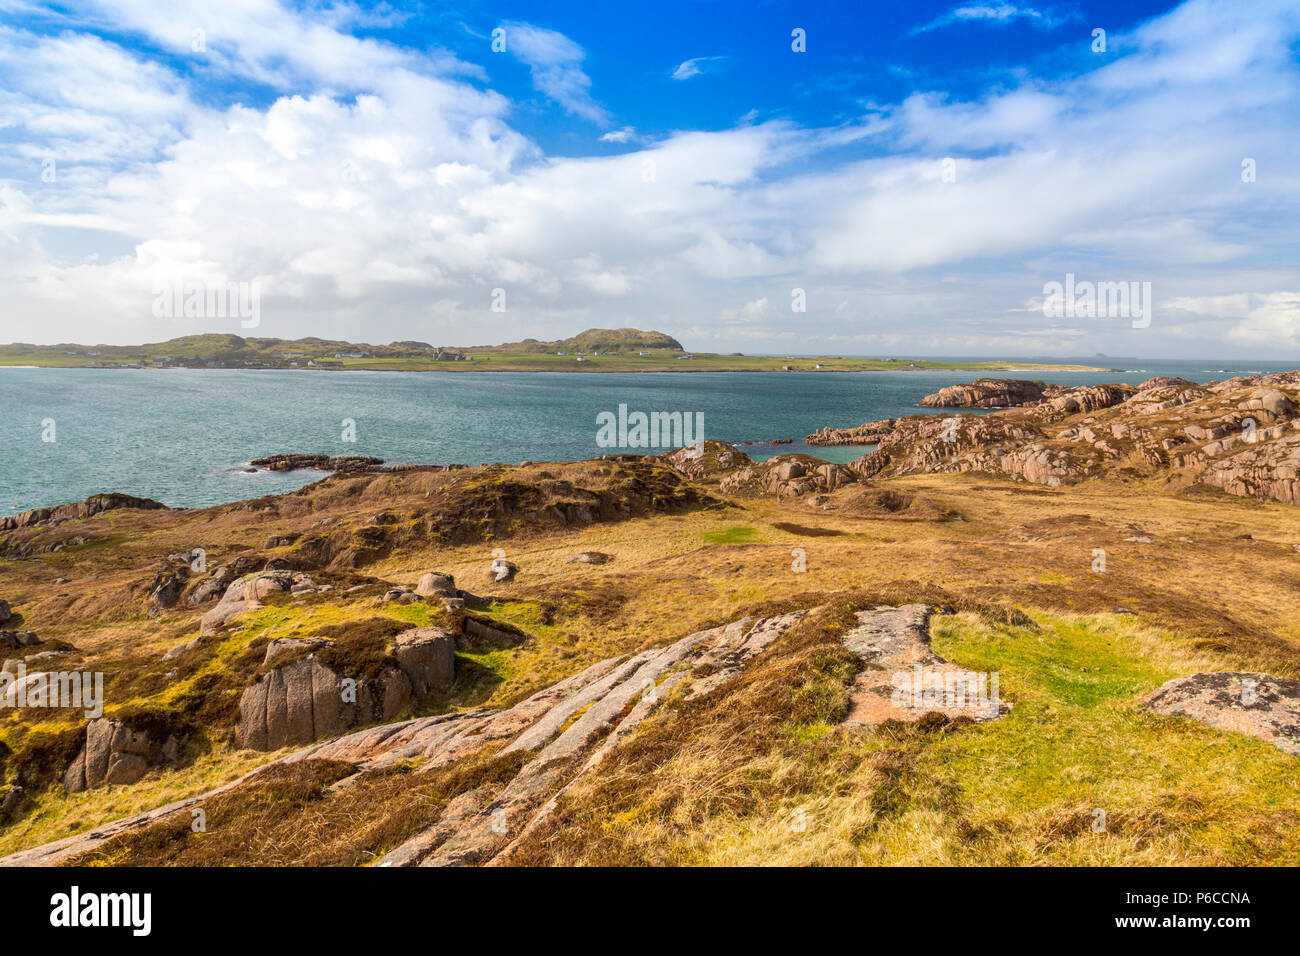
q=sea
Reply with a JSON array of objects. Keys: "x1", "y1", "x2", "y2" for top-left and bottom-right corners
[{"x1": 1, "y1": 359, "x2": 1293, "y2": 511}]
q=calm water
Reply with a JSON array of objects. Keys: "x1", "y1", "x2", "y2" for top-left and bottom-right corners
[{"x1": 1, "y1": 361, "x2": 1292, "y2": 510}]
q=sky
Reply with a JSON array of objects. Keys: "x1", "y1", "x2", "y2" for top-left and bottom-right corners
[{"x1": 0, "y1": 0, "x2": 1297, "y2": 357}]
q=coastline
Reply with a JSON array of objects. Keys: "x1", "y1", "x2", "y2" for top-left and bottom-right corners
[{"x1": 0, "y1": 360, "x2": 1110, "y2": 373}]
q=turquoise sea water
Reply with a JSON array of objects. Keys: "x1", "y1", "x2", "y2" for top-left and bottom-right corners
[{"x1": 1, "y1": 362, "x2": 1293, "y2": 510}]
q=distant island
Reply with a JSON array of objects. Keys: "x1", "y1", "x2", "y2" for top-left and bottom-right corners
[{"x1": 0, "y1": 328, "x2": 1105, "y2": 373}]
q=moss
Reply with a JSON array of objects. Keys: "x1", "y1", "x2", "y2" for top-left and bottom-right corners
[{"x1": 311, "y1": 616, "x2": 406, "y2": 679}]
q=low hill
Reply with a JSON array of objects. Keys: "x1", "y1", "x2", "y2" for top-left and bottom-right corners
[{"x1": 556, "y1": 328, "x2": 683, "y2": 352}]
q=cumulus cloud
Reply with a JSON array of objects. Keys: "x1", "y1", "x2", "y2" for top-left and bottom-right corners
[{"x1": 0, "y1": 0, "x2": 1297, "y2": 359}]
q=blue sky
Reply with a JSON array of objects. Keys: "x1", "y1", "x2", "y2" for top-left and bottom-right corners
[{"x1": 0, "y1": 0, "x2": 1297, "y2": 356}]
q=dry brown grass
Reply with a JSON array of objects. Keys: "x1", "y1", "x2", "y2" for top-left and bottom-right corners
[{"x1": 70, "y1": 747, "x2": 530, "y2": 867}]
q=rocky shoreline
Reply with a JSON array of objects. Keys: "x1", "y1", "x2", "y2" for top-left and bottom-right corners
[{"x1": 800, "y1": 372, "x2": 1300, "y2": 505}]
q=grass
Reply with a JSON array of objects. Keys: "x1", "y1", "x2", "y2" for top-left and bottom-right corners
[
  {"x1": 701, "y1": 524, "x2": 762, "y2": 544},
  {"x1": 68, "y1": 748, "x2": 532, "y2": 866}
]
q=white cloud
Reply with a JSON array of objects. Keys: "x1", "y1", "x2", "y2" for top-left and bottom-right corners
[
  {"x1": 670, "y1": 56, "x2": 726, "y2": 81},
  {"x1": 911, "y1": 4, "x2": 1080, "y2": 35},
  {"x1": 502, "y1": 22, "x2": 610, "y2": 124},
  {"x1": 599, "y1": 127, "x2": 637, "y2": 144},
  {"x1": 0, "y1": 0, "x2": 1298, "y2": 359}
]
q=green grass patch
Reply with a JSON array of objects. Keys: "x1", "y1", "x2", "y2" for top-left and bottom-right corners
[{"x1": 702, "y1": 524, "x2": 761, "y2": 545}]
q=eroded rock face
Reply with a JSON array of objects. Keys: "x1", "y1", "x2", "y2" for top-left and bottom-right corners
[
  {"x1": 4, "y1": 608, "x2": 812, "y2": 866},
  {"x1": 1199, "y1": 433, "x2": 1300, "y2": 504},
  {"x1": 1035, "y1": 384, "x2": 1137, "y2": 421},
  {"x1": 0, "y1": 493, "x2": 167, "y2": 532},
  {"x1": 63, "y1": 718, "x2": 182, "y2": 793},
  {"x1": 236, "y1": 656, "x2": 411, "y2": 751},
  {"x1": 1145, "y1": 673, "x2": 1300, "y2": 755},
  {"x1": 237, "y1": 626, "x2": 455, "y2": 751}
]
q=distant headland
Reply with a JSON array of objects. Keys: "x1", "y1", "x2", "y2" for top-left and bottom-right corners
[{"x1": 0, "y1": 328, "x2": 1106, "y2": 373}]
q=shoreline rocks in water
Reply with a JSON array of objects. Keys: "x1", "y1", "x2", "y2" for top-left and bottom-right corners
[
  {"x1": 249, "y1": 454, "x2": 385, "y2": 473},
  {"x1": 806, "y1": 419, "x2": 896, "y2": 446}
]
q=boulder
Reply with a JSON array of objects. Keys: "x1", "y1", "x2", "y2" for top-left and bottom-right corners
[
  {"x1": 414, "y1": 572, "x2": 457, "y2": 598},
  {"x1": 719, "y1": 455, "x2": 856, "y2": 498},
  {"x1": 147, "y1": 566, "x2": 189, "y2": 608},
  {"x1": 0, "y1": 785, "x2": 24, "y2": 823},
  {"x1": 200, "y1": 599, "x2": 263, "y2": 638},
  {"x1": 0, "y1": 599, "x2": 10, "y2": 626},
  {"x1": 237, "y1": 655, "x2": 416, "y2": 752},
  {"x1": 394, "y1": 628, "x2": 455, "y2": 696},
  {"x1": 162, "y1": 636, "x2": 201, "y2": 660},
  {"x1": 564, "y1": 552, "x2": 612, "y2": 565},
  {"x1": 1244, "y1": 388, "x2": 1295, "y2": 417},
  {"x1": 660, "y1": 440, "x2": 751, "y2": 479},
  {"x1": 0, "y1": 631, "x2": 40, "y2": 650},
  {"x1": 200, "y1": 571, "x2": 318, "y2": 637},
  {"x1": 186, "y1": 565, "x2": 235, "y2": 605},
  {"x1": 63, "y1": 718, "x2": 183, "y2": 793}
]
